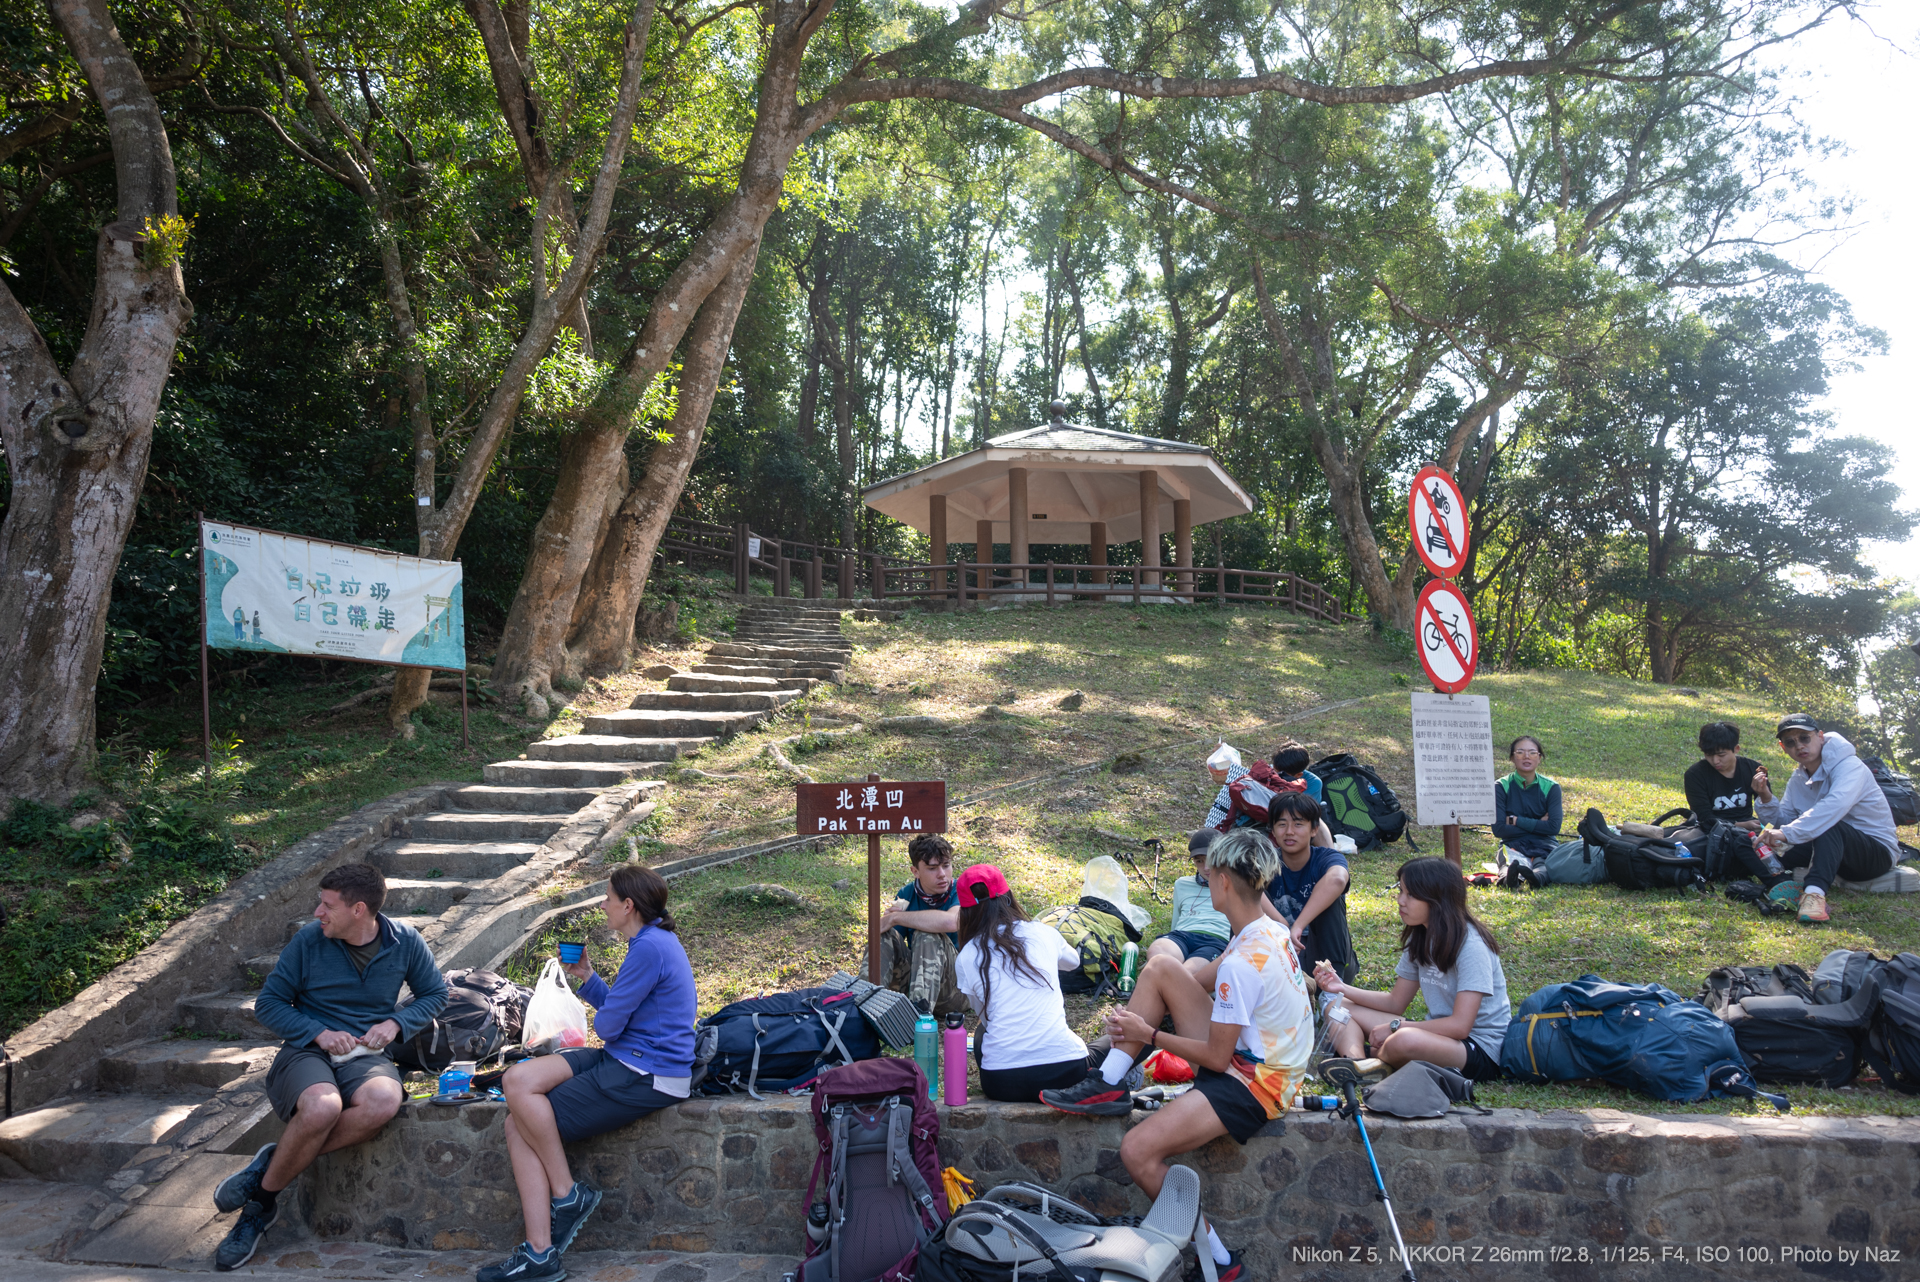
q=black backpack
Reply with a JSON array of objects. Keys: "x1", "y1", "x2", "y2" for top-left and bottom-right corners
[
  {"x1": 1309, "y1": 754, "x2": 1409, "y2": 850},
  {"x1": 692, "y1": 987, "x2": 879, "y2": 1098},
  {"x1": 1702, "y1": 823, "x2": 1756, "y2": 883},
  {"x1": 1863, "y1": 756, "x2": 1920, "y2": 827},
  {"x1": 393, "y1": 968, "x2": 532, "y2": 1073},
  {"x1": 1866, "y1": 952, "x2": 1920, "y2": 1094},
  {"x1": 1698, "y1": 955, "x2": 1882, "y2": 1087},
  {"x1": 1576, "y1": 808, "x2": 1706, "y2": 893}
]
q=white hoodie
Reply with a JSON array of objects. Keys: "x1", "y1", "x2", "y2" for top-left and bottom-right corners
[{"x1": 1754, "y1": 732, "x2": 1901, "y2": 860}]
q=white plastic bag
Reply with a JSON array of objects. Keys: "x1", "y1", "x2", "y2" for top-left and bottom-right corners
[
  {"x1": 1081, "y1": 855, "x2": 1152, "y2": 933},
  {"x1": 521, "y1": 957, "x2": 590, "y2": 1051}
]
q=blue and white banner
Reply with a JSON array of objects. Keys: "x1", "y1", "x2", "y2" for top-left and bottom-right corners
[{"x1": 201, "y1": 521, "x2": 465, "y2": 670}]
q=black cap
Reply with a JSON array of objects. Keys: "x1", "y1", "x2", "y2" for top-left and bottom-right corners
[
  {"x1": 1776, "y1": 714, "x2": 1819, "y2": 737},
  {"x1": 1187, "y1": 829, "x2": 1216, "y2": 855}
]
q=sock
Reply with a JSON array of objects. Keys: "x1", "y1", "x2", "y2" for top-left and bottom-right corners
[
  {"x1": 1803, "y1": 886, "x2": 1826, "y2": 899},
  {"x1": 252, "y1": 1186, "x2": 279, "y2": 1215},
  {"x1": 552, "y1": 1182, "x2": 581, "y2": 1208},
  {"x1": 1205, "y1": 1224, "x2": 1232, "y2": 1266},
  {"x1": 1099, "y1": 1048, "x2": 1135, "y2": 1086}
]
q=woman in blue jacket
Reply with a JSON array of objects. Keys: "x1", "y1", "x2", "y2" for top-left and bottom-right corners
[
  {"x1": 479, "y1": 864, "x2": 697, "y2": 1282},
  {"x1": 1491, "y1": 735, "x2": 1563, "y2": 861}
]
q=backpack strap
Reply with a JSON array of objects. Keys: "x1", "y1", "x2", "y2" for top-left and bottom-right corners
[
  {"x1": 886, "y1": 1100, "x2": 946, "y2": 1230},
  {"x1": 942, "y1": 1205, "x2": 1083, "y2": 1281},
  {"x1": 814, "y1": 1004, "x2": 855, "y2": 1068},
  {"x1": 747, "y1": 1014, "x2": 767, "y2": 1101},
  {"x1": 827, "y1": 1104, "x2": 850, "y2": 1282}
]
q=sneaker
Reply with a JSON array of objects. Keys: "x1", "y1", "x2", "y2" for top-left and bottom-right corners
[
  {"x1": 1767, "y1": 882, "x2": 1803, "y2": 908},
  {"x1": 214, "y1": 1199, "x2": 279, "y2": 1272},
  {"x1": 214, "y1": 1142, "x2": 275, "y2": 1214},
  {"x1": 548, "y1": 1180, "x2": 602, "y2": 1254},
  {"x1": 1040, "y1": 1072, "x2": 1133, "y2": 1117},
  {"x1": 1186, "y1": 1249, "x2": 1245, "y2": 1281},
  {"x1": 1799, "y1": 891, "x2": 1830, "y2": 924},
  {"x1": 476, "y1": 1243, "x2": 568, "y2": 1282}
]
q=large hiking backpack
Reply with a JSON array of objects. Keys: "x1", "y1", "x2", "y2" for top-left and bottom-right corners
[
  {"x1": 393, "y1": 967, "x2": 531, "y2": 1073},
  {"x1": 1035, "y1": 897, "x2": 1137, "y2": 996},
  {"x1": 1575, "y1": 808, "x2": 1707, "y2": 893},
  {"x1": 1697, "y1": 956, "x2": 1882, "y2": 1087},
  {"x1": 1866, "y1": 952, "x2": 1920, "y2": 1094},
  {"x1": 1541, "y1": 836, "x2": 1608, "y2": 886},
  {"x1": 1863, "y1": 756, "x2": 1920, "y2": 827},
  {"x1": 799, "y1": 1059, "x2": 947, "y2": 1282},
  {"x1": 1308, "y1": 754, "x2": 1409, "y2": 850},
  {"x1": 1701, "y1": 823, "x2": 1759, "y2": 883},
  {"x1": 1500, "y1": 975, "x2": 1786, "y2": 1109},
  {"x1": 693, "y1": 987, "x2": 879, "y2": 1098},
  {"x1": 1212, "y1": 761, "x2": 1304, "y2": 832}
]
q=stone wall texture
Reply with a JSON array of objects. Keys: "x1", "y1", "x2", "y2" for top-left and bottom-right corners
[{"x1": 303, "y1": 1096, "x2": 1920, "y2": 1281}]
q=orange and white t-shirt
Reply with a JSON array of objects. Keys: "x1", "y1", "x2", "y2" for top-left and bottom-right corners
[{"x1": 1211, "y1": 917, "x2": 1313, "y2": 1118}]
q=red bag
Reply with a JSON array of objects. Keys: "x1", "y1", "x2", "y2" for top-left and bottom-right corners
[{"x1": 1214, "y1": 761, "x2": 1305, "y2": 831}]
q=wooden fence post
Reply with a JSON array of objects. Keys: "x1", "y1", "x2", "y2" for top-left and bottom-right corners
[{"x1": 1046, "y1": 563, "x2": 1055, "y2": 607}]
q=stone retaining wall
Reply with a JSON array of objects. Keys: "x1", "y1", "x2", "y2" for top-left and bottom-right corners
[{"x1": 303, "y1": 1096, "x2": 1920, "y2": 1281}]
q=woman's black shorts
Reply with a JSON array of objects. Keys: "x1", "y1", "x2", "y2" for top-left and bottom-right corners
[{"x1": 548, "y1": 1047, "x2": 683, "y2": 1142}]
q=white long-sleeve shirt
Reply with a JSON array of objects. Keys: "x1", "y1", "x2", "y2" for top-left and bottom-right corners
[{"x1": 1754, "y1": 732, "x2": 1901, "y2": 859}]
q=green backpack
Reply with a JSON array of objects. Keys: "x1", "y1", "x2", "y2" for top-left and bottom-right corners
[
  {"x1": 1310, "y1": 754, "x2": 1410, "y2": 850},
  {"x1": 1037, "y1": 897, "x2": 1138, "y2": 997}
]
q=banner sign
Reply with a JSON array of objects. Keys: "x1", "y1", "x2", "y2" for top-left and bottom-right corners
[
  {"x1": 797, "y1": 781, "x2": 947, "y2": 835},
  {"x1": 1410, "y1": 692, "x2": 1497, "y2": 826},
  {"x1": 200, "y1": 520, "x2": 465, "y2": 670}
]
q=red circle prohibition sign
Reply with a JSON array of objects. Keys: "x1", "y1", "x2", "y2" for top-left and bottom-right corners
[
  {"x1": 1416, "y1": 578, "x2": 1479, "y2": 693},
  {"x1": 1407, "y1": 466, "x2": 1470, "y2": 579}
]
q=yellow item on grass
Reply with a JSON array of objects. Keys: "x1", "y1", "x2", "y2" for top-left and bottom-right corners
[{"x1": 942, "y1": 1166, "x2": 976, "y2": 1210}]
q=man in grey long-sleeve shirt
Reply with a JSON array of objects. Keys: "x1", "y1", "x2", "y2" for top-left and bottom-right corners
[
  {"x1": 1754, "y1": 716, "x2": 1899, "y2": 925},
  {"x1": 211, "y1": 863, "x2": 447, "y2": 1271}
]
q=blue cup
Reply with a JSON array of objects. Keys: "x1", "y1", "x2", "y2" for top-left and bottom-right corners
[{"x1": 557, "y1": 941, "x2": 585, "y2": 965}]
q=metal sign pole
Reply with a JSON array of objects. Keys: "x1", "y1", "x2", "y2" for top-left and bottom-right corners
[
  {"x1": 867, "y1": 772, "x2": 882, "y2": 984},
  {"x1": 1437, "y1": 683, "x2": 1463, "y2": 870},
  {"x1": 197, "y1": 514, "x2": 212, "y2": 789}
]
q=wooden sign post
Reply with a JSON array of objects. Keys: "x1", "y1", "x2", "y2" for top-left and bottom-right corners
[
  {"x1": 1406, "y1": 467, "x2": 1478, "y2": 868},
  {"x1": 797, "y1": 777, "x2": 947, "y2": 983}
]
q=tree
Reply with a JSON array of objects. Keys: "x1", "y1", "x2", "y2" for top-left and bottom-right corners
[{"x1": 0, "y1": 0, "x2": 193, "y2": 802}]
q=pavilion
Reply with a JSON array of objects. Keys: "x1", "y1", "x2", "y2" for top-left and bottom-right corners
[{"x1": 861, "y1": 401, "x2": 1254, "y2": 593}]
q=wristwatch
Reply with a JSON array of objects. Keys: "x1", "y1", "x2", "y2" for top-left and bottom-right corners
[{"x1": 1387, "y1": 1018, "x2": 1403, "y2": 1034}]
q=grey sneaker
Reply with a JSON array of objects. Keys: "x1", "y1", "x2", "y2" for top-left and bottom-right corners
[
  {"x1": 548, "y1": 1180, "x2": 602, "y2": 1254},
  {"x1": 476, "y1": 1243, "x2": 568, "y2": 1282},
  {"x1": 214, "y1": 1199, "x2": 279, "y2": 1272},
  {"x1": 214, "y1": 1142, "x2": 275, "y2": 1214}
]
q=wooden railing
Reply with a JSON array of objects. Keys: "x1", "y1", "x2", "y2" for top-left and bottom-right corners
[{"x1": 655, "y1": 516, "x2": 1362, "y2": 621}]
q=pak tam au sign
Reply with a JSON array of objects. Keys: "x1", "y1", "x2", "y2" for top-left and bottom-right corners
[{"x1": 796, "y1": 781, "x2": 947, "y2": 835}]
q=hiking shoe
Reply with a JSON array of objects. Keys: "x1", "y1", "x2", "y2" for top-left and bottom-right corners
[
  {"x1": 548, "y1": 1180, "x2": 602, "y2": 1254},
  {"x1": 1186, "y1": 1249, "x2": 1245, "y2": 1281},
  {"x1": 1767, "y1": 882, "x2": 1803, "y2": 908},
  {"x1": 1799, "y1": 891, "x2": 1830, "y2": 924},
  {"x1": 214, "y1": 1199, "x2": 279, "y2": 1272},
  {"x1": 1041, "y1": 1072, "x2": 1133, "y2": 1117},
  {"x1": 214, "y1": 1142, "x2": 275, "y2": 1214},
  {"x1": 476, "y1": 1243, "x2": 567, "y2": 1282}
]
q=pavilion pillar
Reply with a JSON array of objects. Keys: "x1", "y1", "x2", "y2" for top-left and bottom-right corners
[
  {"x1": 1174, "y1": 498, "x2": 1192, "y2": 597},
  {"x1": 1090, "y1": 521, "x2": 1108, "y2": 591},
  {"x1": 976, "y1": 518, "x2": 995, "y2": 593},
  {"x1": 1009, "y1": 467, "x2": 1030, "y2": 588},
  {"x1": 929, "y1": 493, "x2": 948, "y2": 596},
  {"x1": 1138, "y1": 470, "x2": 1161, "y2": 591}
]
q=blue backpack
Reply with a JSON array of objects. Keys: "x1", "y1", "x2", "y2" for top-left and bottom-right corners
[
  {"x1": 1500, "y1": 975, "x2": 1786, "y2": 1109},
  {"x1": 693, "y1": 987, "x2": 880, "y2": 1098}
]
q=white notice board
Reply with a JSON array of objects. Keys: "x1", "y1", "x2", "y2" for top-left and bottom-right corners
[{"x1": 1410, "y1": 692, "x2": 1496, "y2": 826}]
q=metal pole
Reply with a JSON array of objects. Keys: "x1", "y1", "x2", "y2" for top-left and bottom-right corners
[
  {"x1": 461, "y1": 668, "x2": 469, "y2": 751},
  {"x1": 867, "y1": 772, "x2": 883, "y2": 985},
  {"x1": 1436, "y1": 682, "x2": 1462, "y2": 868},
  {"x1": 198, "y1": 513, "x2": 212, "y2": 789}
]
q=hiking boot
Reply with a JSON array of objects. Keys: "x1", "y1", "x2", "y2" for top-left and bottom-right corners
[
  {"x1": 214, "y1": 1142, "x2": 276, "y2": 1214},
  {"x1": 214, "y1": 1199, "x2": 279, "y2": 1272},
  {"x1": 1799, "y1": 891, "x2": 1830, "y2": 924},
  {"x1": 1040, "y1": 1072, "x2": 1133, "y2": 1117},
  {"x1": 476, "y1": 1243, "x2": 567, "y2": 1282},
  {"x1": 548, "y1": 1180, "x2": 602, "y2": 1254}
]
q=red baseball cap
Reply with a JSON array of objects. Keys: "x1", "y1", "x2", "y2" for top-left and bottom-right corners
[{"x1": 956, "y1": 864, "x2": 1010, "y2": 906}]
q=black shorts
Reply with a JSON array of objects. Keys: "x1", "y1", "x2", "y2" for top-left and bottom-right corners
[
  {"x1": 547, "y1": 1047, "x2": 684, "y2": 1143},
  {"x1": 265, "y1": 1044, "x2": 401, "y2": 1122},
  {"x1": 979, "y1": 1057, "x2": 1089, "y2": 1103},
  {"x1": 1190, "y1": 1067, "x2": 1271, "y2": 1145},
  {"x1": 1459, "y1": 1037, "x2": 1503, "y2": 1083},
  {"x1": 1159, "y1": 931, "x2": 1227, "y2": 963}
]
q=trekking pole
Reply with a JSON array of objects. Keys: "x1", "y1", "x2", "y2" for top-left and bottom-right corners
[{"x1": 1322, "y1": 1059, "x2": 1416, "y2": 1282}]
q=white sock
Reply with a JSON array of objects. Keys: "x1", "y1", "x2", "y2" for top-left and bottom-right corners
[
  {"x1": 1803, "y1": 886, "x2": 1826, "y2": 897},
  {"x1": 1205, "y1": 1224, "x2": 1231, "y2": 1266},
  {"x1": 1099, "y1": 1048, "x2": 1135, "y2": 1085}
]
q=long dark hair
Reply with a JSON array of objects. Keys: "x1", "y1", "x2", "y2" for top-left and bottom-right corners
[
  {"x1": 1396, "y1": 857, "x2": 1499, "y2": 971},
  {"x1": 957, "y1": 890, "x2": 1045, "y2": 1053},
  {"x1": 609, "y1": 864, "x2": 676, "y2": 932}
]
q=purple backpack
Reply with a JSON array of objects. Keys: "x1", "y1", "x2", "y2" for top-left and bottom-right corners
[{"x1": 798, "y1": 1059, "x2": 948, "y2": 1282}]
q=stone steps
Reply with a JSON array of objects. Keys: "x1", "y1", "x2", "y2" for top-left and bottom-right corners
[
  {"x1": 706, "y1": 643, "x2": 851, "y2": 664},
  {"x1": 483, "y1": 758, "x2": 664, "y2": 787},
  {"x1": 528, "y1": 735, "x2": 708, "y2": 761},
  {"x1": 444, "y1": 784, "x2": 600, "y2": 813},
  {"x1": 405, "y1": 810, "x2": 570, "y2": 842},
  {"x1": 366, "y1": 838, "x2": 542, "y2": 879},
  {"x1": 693, "y1": 661, "x2": 844, "y2": 680},
  {"x1": 583, "y1": 708, "x2": 771, "y2": 739},
  {"x1": 626, "y1": 688, "x2": 803, "y2": 713},
  {"x1": 0, "y1": 1092, "x2": 209, "y2": 1184},
  {"x1": 174, "y1": 992, "x2": 271, "y2": 1040},
  {"x1": 668, "y1": 672, "x2": 820, "y2": 694},
  {"x1": 98, "y1": 1041, "x2": 280, "y2": 1095},
  {"x1": 382, "y1": 877, "x2": 480, "y2": 916}
]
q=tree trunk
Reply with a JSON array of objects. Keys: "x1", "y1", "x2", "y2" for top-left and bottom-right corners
[
  {"x1": 565, "y1": 250, "x2": 758, "y2": 674},
  {"x1": 0, "y1": 0, "x2": 191, "y2": 803},
  {"x1": 559, "y1": 453, "x2": 633, "y2": 666}
]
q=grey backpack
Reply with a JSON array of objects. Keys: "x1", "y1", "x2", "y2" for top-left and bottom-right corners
[{"x1": 1542, "y1": 836, "x2": 1607, "y2": 886}]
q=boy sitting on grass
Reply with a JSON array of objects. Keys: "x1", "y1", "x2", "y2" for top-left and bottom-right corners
[
  {"x1": 865, "y1": 832, "x2": 966, "y2": 1015},
  {"x1": 1266, "y1": 793, "x2": 1356, "y2": 983},
  {"x1": 1144, "y1": 830, "x2": 1233, "y2": 976}
]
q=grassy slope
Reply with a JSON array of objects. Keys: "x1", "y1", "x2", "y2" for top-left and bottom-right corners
[{"x1": 524, "y1": 597, "x2": 1920, "y2": 1117}]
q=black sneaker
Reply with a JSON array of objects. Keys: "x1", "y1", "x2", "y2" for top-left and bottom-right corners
[
  {"x1": 214, "y1": 1142, "x2": 275, "y2": 1214},
  {"x1": 548, "y1": 1179, "x2": 602, "y2": 1254},
  {"x1": 476, "y1": 1243, "x2": 568, "y2": 1282},
  {"x1": 214, "y1": 1199, "x2": 279, "y2": 1272},
  {"x1": 1040, "y1": 1072, "x2": 1133, "y2": 1117}
]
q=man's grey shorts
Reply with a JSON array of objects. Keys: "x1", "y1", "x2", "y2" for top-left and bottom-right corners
[{"x1": 265, "y1": 1044, "x2": 402, "y2": 1121}]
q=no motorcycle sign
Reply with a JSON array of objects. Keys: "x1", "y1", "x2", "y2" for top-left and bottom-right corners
[{"x1": 1407, "y1": 465, "x2": 1470, "y2": 579}]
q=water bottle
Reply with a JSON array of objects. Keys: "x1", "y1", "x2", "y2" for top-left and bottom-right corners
[
  {"x1": 1118, "y1": 942, "x2": 1140, "y2": 994},
  {"x1": 1321, "y1": 994, "x2": 1351, "y2": 1026},
  {"x1": 1754, "y1": 833, "x2": 1786, "y2": 877},
  {"x1": 942, "y1": 1014, "x2": 969, "y2": 1106},
  {"x1": 1295, "y1": 1094, "x2": 1341, "y2": 1111},
  {"x1": 806, "y1": 1202, "x2": 830, "y2": 1245},
  {"x1": 913, "y1": 1011, "x2": 939, "y2": 1101}
]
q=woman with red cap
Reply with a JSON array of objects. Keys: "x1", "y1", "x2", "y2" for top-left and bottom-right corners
[{"x1": 952, "y1": 864, "x2": 1090, "y2": 1102}]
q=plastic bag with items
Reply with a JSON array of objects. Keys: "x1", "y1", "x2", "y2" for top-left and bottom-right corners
[
  {"x1": 1079, "y1": 856, "x2": 1151, "y2": 933},
  {"x1": 522, "y1": 957, "x2": 590, "y2": 1052}
]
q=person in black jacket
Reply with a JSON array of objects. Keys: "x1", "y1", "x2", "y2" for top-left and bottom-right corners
[
  {"x1": 1491, "y1": 736, "x2": 1562, "y2": 861},
  {"x1": 1682, "y1": 721, "x2": 1766, "y2": 833}
]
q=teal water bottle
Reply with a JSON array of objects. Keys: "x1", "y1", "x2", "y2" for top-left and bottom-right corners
[
  {"x1": 913, "y1": 1011, "x2": 939, "y2": 1101},
  {"x1": 1118, "y1": 942, "x2": 1140, "y2": 994}
]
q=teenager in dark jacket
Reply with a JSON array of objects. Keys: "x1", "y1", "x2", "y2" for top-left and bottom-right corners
[{"x1": 1491, "y1": 735, "x2": 1563, "y2": 861}]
